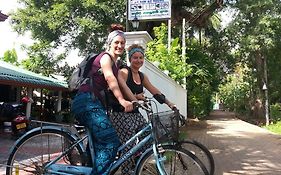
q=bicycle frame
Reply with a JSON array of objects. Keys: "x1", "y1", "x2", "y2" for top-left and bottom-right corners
[
  {"x1": 7, "y1": 98, "x2": 172, "y2": 175},
  {"x1": 43, "y1": 118, "x2": 167, "y2": 175}
]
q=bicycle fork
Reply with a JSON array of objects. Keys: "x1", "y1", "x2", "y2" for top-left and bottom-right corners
[{"x1": 152, "y1": 143, "x2": 168, "y2": 175}]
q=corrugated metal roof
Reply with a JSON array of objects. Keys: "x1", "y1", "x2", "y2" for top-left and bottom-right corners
[{"x1": 0, "y1": 60, "x2": 68, "y2": 90}]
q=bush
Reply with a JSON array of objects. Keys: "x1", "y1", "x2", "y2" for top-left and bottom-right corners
[{"x1": 270, "y1": 103, "x2": 281, "y2": 122}]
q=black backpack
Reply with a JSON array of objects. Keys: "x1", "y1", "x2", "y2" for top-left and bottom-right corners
[{"x1": 68, "y1": 53, "x2": 98, "y2": 91}]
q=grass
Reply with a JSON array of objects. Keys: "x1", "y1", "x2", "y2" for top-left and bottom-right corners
[{"x1": 263, "y1": 121, "x2": 281, "y2": 135}]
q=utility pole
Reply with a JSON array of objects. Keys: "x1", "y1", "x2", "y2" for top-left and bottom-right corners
[
  {"x1": 126, "y1": 0, "x2": 129, "y2": 32},
  {"x1": 182, "y1": 18, "x2": 188, "y2": 117},
  {"x1": 168, "y1": 19, "x2": 171, "y2": 51},
  {"x1": 263, "y1": 54, "x2": 269, "y2": 126}
]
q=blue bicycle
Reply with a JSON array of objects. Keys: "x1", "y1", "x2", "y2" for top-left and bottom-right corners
[{"x1": 6, "y1": 99, "x2": 209, "y2": 175}]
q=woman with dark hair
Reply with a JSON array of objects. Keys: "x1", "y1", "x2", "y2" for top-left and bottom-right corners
[
  {"x1": 71, "y1": 24, "x2": 133, "y2": 175},
  {"x1": 109, "y1": 44, "x2": 176, "y2": 174}
]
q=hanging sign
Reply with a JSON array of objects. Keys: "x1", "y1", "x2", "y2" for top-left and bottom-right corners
[{"x1": 128, "y1": 0, "x2": 171, "y2": 21}]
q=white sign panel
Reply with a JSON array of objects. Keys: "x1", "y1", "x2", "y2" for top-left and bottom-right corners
[{"x1": 128, "y1": 0, "x2": 171, "y2": 21}]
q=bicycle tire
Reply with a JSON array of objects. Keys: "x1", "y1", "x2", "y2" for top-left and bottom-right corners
[
  {"x1": 6, "y1": 127, "x2": 85, "y2": 175},
  {"x1": 135, "y1": 145, "x2": 209, "y2": 175},
  {"x1": 179, "y1": 139, "x2": 215, "y2": 175}
]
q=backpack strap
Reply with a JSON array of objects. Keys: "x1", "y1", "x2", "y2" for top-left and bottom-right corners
[
  {"x1": 83, "y1": 53, "x2": 98, "y2": 78},
  {"x1": 90, "y1": 52, "x2": 116, "y2": 108}
]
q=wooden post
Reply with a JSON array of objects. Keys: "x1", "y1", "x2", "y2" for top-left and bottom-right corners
[
  {"x1": 26, "y1": 88, "x2": 33, "y2": 119},
  {"x1": 57, "y1": 91, "x2": 62, "y2": 112}
]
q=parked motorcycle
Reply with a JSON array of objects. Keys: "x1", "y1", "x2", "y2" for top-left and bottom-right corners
[{"x1": 0, "y1": 101, "x2": 29, "y2": 137}]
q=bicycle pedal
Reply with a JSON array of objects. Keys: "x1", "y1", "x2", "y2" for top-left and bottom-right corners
[{"x1": 158, "y1": 146, "x2": 165, "y2": 153}]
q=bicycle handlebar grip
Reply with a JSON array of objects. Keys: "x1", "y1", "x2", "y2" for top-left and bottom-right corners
[
  {"x1": 132, "y1": 101, "x2": 140, "y2": 110},
  {"x1": 172, "y1": 106, "x2": 178, "y2": 111}
]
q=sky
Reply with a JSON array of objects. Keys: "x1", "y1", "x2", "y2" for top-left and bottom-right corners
[
  {"x1": 0, "y1": 0, "x2": 33, "y2": 61},
  {"x1": 0, "y1": 1, "x2": 234, "y2": 66},
  {"x1": 0, "y1": 0, "x2": 81, "y2": 66}
]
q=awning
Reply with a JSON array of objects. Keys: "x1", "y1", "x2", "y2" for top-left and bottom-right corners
[
  {"x1": 0, "y1": 11, "x2": 8, "y2": 22},
  {"x1": 0, "y1": 60, "x2": 68, "y2": 91}
]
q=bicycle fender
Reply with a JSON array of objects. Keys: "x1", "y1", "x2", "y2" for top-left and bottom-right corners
[{"x1": 11, "y1": 125, "x2": 85, "y2": 153}]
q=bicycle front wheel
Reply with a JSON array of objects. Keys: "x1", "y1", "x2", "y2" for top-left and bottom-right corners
[
  {"x1": 179, "y1": 139, "x2": 215, "y2": 175},
  {"x1": 6, "y1": 127, "x2": 85, "y2": 175},
  {"x1": 135, "y1": 145, "x2": 209, "y2": 175}
]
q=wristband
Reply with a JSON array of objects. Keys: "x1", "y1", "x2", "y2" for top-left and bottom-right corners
[{"x1": 153, "y1": 94, "x2": 166, "y2": 104}]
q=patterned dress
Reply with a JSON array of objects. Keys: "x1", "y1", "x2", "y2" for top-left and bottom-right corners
[{"x1": 109, "y1": 67, "x2": 149, "y2": 174}]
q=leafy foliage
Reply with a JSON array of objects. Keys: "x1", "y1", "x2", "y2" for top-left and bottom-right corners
[
  {"x1": 218, "y1": 64, "x2": 251, "y2": 114},
  {"x1": 21, "y1": 42, "x2": 65, "y2": 76},
  {"x1": 10, "y1": 0, "x2": 127, "y2": 76},
  {"x1": 146, "y1": 23, "x2": 191, "y2": 85},
  {"x1": 9, "y1": 0, "x2": 224, "y2": 77},
  {"x1": 12, "y1": 0, "x2": 126, "y2": 55},
  {"x1": 270, "y1": 103, "x2": 281, "y2": 122},
  {"x1": 1, "y1": 49, "x2": 19, "y2": 65},
  {"x1": 186, "y1": 39, "x2": 221, "y2": 117},
  {"x1": 216, "y1": 0, "x2": 281, "y2": 121},
  {"x1": 146, "y1": 24, "x2": 221, "y2": 117}
]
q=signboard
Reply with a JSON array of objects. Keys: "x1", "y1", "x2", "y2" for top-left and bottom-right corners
[{"x1": 128, "y1": 0, "x2": 171, "y2": 21}]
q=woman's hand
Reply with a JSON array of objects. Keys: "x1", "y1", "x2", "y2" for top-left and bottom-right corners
[
  {"x1": 135, "y1": 93, "x2": 145, "y2": 100},
  {"x1": 119, "y1": 99, "x2": 133, "y2": 112},
  {"x1": 167, "y1": 102, "x2": 177, "y2": 110}
]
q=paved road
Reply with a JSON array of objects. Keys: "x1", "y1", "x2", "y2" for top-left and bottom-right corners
[
  {"x1": 183, "y1": 110, "x2": 281, "y2": 175},
  {"x1": 0, "y1": 131, "x2": 15, "y2": 174},
  {"x1": 1, "y1": 110, "x2": 281, "y2": 175}
]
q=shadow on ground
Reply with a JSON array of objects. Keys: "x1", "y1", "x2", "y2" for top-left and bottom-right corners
[{"x1": 181, "y1": 110, "x2": 281, "y2": 175}]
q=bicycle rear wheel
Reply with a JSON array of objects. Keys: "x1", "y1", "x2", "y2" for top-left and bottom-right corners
[
  {"x1": 6, "y1": 127, "x2": 85, "y2": 175},
  {"x1": 135, "y1": 145, "x2": 209, "y2": 175},
  {"x1": 179, "y1": 139, "x2": 215, "y2": 175}
]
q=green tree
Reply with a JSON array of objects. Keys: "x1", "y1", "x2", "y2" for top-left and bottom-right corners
[
  {"x1": 146, "y1": 24, "x2": 220, "y2": 117},
  {"x1": 222, "y1": 0, "x2": 281, "y2": 118},
  {"x1": 1, "y1": 49, "x2": 19, "y2": 65},
  {"x1": 20, "y1": 42, "x2": 65, "y2": 76},
  {"x1": 12, "y1": 0, "x2": 127, "y2": 55},
  {"x1": 8, "y1": 0, "x2": 225, "y2": 119},
  {"x1": 186, "y1": 38, "x2": 221, "y2": 117},
  {"x1": 146, "y1": 23, "x2": 191, "y2": 85},
  {"x1": 11, "y1": 0, "x2": 128, "y2": 76},
  {"x1": 218, "y1": 64, "x2": 251, "y2": 115},
  {"x1": 10, "y1": 0, "x2": 223, "y2": 77}
]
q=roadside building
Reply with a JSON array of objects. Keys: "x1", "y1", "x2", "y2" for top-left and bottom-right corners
[
  {"x1": 0, "y1": 11, "x2": 8, "y2": 22},
  {"x1": 0, "y1": 60, "x2": 69, "y2": 122}
]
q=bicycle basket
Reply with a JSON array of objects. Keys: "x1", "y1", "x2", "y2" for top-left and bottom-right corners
[{"x1": 153, "y1": 110, "x2": 179, "y2": 143}]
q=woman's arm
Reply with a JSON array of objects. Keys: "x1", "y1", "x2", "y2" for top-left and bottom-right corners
[
  {"x1": 143, "y1": 74, "x2": 176, "y2": 108},
  {"x1": 118, "y1": 68, "x2": 138, "y2": 101},
  {"x1": 100, "y1": 55, "x2": 132, "y2": 112}
]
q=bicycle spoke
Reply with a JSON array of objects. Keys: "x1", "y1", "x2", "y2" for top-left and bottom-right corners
[
  {"x1": 136, "y1": 145, "x2": 209, "y2": 175},
  {"x1": 6, "y1": 129, "x2": 84, "y2": 175}
]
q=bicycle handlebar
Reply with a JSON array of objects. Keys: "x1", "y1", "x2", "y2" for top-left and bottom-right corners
[
  {"x1": 132, "y1": 100, "x2": 151, "y2": 112},
  {"x1": 132, "y1": 99, "x2": 179, "y2": 113}
]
